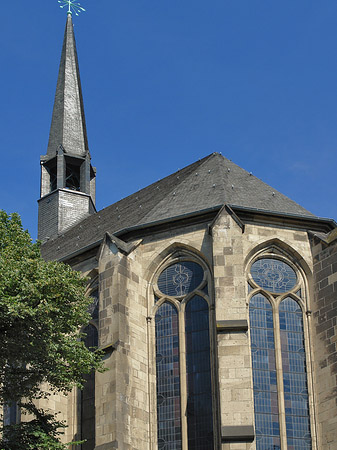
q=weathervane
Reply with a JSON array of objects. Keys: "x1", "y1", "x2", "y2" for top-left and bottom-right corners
[{"x1": 58, "y1": 0, "x2": 86, "y2": 16}]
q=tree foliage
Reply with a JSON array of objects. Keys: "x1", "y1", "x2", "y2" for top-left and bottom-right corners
[
  {"x1": 0, "y1": 211, "x2": 103, "y2": 448},
  {"x1": 1, "y1": 404, "x2": 82, "y2": 450}
]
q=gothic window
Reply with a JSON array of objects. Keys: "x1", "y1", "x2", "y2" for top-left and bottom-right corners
[
  {"x1": 81, "y1": 288, "x2": 99, "y2": 450},
  {"x1": 154, "y1": 260, "x2": 214, "y2": 450},
  {"x1": 248, "y1": 256, "x2": 312, "y2": 450}
]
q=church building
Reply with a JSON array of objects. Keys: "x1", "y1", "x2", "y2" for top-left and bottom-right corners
[{"x1": 37, "y1": 12, "x2": 337, "y2": 450}]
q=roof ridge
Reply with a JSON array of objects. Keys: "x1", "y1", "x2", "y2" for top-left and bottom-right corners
[
  {"x1": 210, "y1": 154, "x2": 315, "y2": 217},
  {"x1": 211, "y1": 153, "x2": 228, "y2": 203},
  {"x1": 41, "y1": 152, "x2": 323, "y2": 262}
]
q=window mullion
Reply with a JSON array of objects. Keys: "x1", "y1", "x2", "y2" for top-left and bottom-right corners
[
  {"x1": 179, "y1": 307, "x2": 189, "y2": 450},
  {"x1": 273, "y1": 300, "x2": 288, "y2": 450}
]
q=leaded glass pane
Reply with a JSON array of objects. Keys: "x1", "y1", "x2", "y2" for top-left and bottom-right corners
[
  {"x1": 158, "y1": 262, "x2": 204, "y2": 297},
  {"x1": 185, "y1": 296, "x2": 214, "y2": 450},
  {"x1": 279, "y1": 298, "x2": 311, "y2": 449},
  {"x1": 249, "y1": 294, "x2": 281, "y2": 450},
  {"x1": 295, "y1": 289, "x2": 302, "y2": 298},
  {"x1": 251, "y1": 259, "x2": 297, "y2": 293},
  {"x1": 155, "y1": 302, "x2": 182, "y2": 449}
]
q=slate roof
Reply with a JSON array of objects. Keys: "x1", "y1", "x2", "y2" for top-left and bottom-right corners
[
  {"x1": 46, "y1": 14, "x2": 89, "y2": 158},
  {"x1": 41, "y1": 152, "x2": 319, "y2": 261}
]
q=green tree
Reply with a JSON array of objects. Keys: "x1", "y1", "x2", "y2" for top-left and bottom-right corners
[{"x1": 0, "y1": 211, "x2": 103, "y2": 449}]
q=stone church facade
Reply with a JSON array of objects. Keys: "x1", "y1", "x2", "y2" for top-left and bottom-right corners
[{"x1": 34, "y1": 13, "x2": 337, "y2": 450}]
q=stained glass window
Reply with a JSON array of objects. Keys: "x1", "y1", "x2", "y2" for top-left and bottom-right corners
[
  {"x1": 81, "y1": 288, "x2": 99, "y2": 450},
  {"x1": 249, "y1": 257, "x2": 312, "y2": 450},
  {"x1": 155, "y1": 260, "x2": 214, "y2": 449},
  {"x1": 251, "y1": 259, "x2": 297, "y2": 294},
  {"x1": 249, "y1": 294, "x2": 281, "y2": 450},
  {"x1": 185, "y1": 296, "x2": 214, "y2": 450},
  {"x1": 155, "y1": 302, "x2": 182, "y2": 449},
  {"x1": 158, "y1": 262, "x2": 204, "y2": 297},
  {"x1": 82, "y1": 324, "x2": 98, "y2": 450},
  {"x1": 279, "y1": 298, "x2": 311, "y2": 450},
  {"x1": 295, "y1": 289, "x2": 302, "y2": 298}
]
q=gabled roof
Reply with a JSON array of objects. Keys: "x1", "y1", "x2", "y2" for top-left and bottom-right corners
[
  {"x1": 41, "y1": 153, "x2": 320, "y2": 260},
  {"x1": 46, "y1": 14, "x2": 89, "y2": 158}
]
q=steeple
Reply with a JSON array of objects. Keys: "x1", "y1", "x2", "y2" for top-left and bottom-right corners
[
  {"x1": 47, "y1": 13, "x2": 89, "y2": 157},
  {"x1": 38, "y1": 13, "x2": 96, "y2": 242}
]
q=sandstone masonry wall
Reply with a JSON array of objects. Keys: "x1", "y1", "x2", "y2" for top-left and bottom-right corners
[{"x1": 311, "y1": 232, "x2": 337, "y2": 450}]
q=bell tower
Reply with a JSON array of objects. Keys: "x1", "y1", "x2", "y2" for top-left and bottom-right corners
[{"x1": 38, "y1": 12, "x2": 96, "y2": 242}]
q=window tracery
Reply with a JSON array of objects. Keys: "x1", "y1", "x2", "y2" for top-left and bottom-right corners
[
  {"x1": 248, "y1": 255, "x2": 312, "y2": 450},
  {"x1": 153, "y1": 258, "x2": 214, "y2": 450}
]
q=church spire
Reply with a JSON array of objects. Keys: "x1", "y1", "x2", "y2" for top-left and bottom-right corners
[
  {"x1": 47, "y1": 13, "x2": 89, "y2": 157},
  {"x1": 38, "y1": 14, "x2": 96, "y2": 242}
]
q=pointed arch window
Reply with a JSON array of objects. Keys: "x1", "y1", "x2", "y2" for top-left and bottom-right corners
[
  {"x1": 81, "y1": 287, "x2": 99, "y2": 450},
  {"x1": 248, "y1": 257, "x2": 312, "y2": 450},
  {"x1": 154, "y1": 260, "x2": 214, "y2": 450}
]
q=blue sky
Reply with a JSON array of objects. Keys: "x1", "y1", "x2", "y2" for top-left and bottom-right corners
[{"x1": 1, "y1": 0, "x2": 336, "y2": 240}]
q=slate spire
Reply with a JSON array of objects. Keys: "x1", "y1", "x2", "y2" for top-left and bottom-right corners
[
  {"x1": 47, "y1": 13, "x2": 89, "y2": 156},
  {"x1": 38, "y1": 14, "x2": 96, "y2": 242}
]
